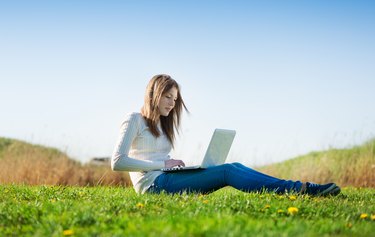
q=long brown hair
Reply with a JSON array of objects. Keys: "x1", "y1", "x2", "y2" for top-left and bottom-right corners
[{"x1": 141, "y1": 74, "x2": 188, "y2": 147}]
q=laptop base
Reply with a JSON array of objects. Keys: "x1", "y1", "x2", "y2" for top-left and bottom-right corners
[{"x1": 161, "y1": 165, "x2": 204, "y2": 172}]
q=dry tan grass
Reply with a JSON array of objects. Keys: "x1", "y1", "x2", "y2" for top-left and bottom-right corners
[{"x1": 0, "y1": 138, "x2": 131, "y2": 186}]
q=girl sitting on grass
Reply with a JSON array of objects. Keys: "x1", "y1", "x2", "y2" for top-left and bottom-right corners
[{"x1": 111, "y1": 74, "x2": 341, "y2": 196}]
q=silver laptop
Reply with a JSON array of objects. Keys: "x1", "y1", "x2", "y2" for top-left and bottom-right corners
[{"x1": 161, "y1": 129, "x2": 236, "y2": 172}]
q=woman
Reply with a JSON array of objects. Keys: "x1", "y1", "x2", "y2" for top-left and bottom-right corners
[{"x1": 111, "y1": 74, "x2": 341, "y2": 196}]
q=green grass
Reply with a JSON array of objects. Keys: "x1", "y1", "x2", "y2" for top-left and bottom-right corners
[
  {"x1": 258, "y1": 139, "x2": 375, "y2": 187},
  {"x1": 1, "y1": 185, "x2": 374, "y2": 236}
]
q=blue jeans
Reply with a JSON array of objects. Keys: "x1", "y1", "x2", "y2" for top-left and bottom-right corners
[{"x1": 147, "y1": 163, "x2": 303, "y2": 194}]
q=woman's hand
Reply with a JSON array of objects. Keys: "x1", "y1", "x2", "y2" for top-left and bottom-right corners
[{"x1": 164, "y1": 159, "x2": 185, "y2": 168}]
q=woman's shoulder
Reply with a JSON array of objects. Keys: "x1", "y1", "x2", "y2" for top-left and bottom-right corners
[
  {"x1": 127, "y1": 111, "x2": 142, "y2": 118},
  {"x1": 121, "y1": 112, "x2": 145, "y2": 126},
  {"x1": 122, "y1": 112, "x2": 142, "y2": 122}
]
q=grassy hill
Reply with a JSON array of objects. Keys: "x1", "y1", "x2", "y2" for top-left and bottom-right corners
[
  {"x1": 0, "y1": 137, "x2": 131, "y2": 186},
  {"x1": 257, "y1": 139, "x2": 375, "y2": 187},
  {"x1": 1, "y1": 137, "x2": 374, "y2": 187}
]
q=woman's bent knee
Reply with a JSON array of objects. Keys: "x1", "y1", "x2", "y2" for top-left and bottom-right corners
[
  {"x1": 231, "y1": 162, "x2": 242, "y2": 167},
  {"x1": 217, "y1": 163, "x2": 238, "y2": 171}
]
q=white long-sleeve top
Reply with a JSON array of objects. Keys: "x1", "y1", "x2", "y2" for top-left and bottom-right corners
[{"x1": 111, "y1": 112, "x2": 171, "y2": 194}]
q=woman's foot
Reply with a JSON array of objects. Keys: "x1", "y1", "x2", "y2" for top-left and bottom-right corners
[{"x1": 300, "y1": 182, "x2": 341, "y2": 196}]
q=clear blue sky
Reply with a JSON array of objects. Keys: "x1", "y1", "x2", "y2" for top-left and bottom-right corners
[{"x1": 1, "y1": 0, "x2": 375, "y2": 166}]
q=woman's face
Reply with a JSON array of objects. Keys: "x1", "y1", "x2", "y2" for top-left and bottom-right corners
[{"x1": 158, "y1": 86, "x2": 178, "y2": 116}]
